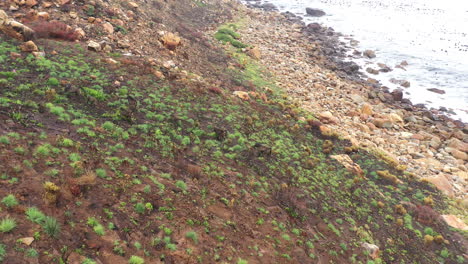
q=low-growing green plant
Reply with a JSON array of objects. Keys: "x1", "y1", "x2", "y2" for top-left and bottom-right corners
[
  {"x1": 1, "y1": 194, "x2": 19, "y2": 208},
  {"x1": 185, "y1": 231, "x2": 198, "y2": 244},
  {"x1": 25, "y1": 248, "x2": 39, "y2": 258},
  {"x1": 128, "y1": 255, "x2": 145, "y2": 264},
  {"x1": 26, "y1": 207, "x2": 46, "y2": 224},
  {"x1": 0, "y1": 244, "x2": 6, "y2": 261},
  {"x1": 0, "y1": 217, "x2": 16, "y2": 233},
  {"x1": 43, "y1": 216, "x2": 60, "y2": 238}
]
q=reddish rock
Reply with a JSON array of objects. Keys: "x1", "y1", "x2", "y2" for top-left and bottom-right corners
[{"x1": 424, "y1": 175, "x2": 454, "y2": 197}]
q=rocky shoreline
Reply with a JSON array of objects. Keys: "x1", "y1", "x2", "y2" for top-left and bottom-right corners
[{"x1": 236, "y1": 1, "x2": 467, "y2": 207}]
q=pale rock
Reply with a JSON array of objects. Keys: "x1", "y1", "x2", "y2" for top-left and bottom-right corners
[
  {"x1": 87, "y1": 41, "x2": 101, "y2": 52},
  {"x1": 37, "y1": 12, "x2": 50, "y2": 20},
  {"x1": 400, "y1": 132, "x2": 413, "y2": 138},
  {"x1": 32, "y1": 51, "x2": 45, "y2": 58},
  {"x1": 363, "y1": 50, "x2": 376, "y2": 58},
  {"x1": 387, "y1": 113, "x2": 403, "y2": 123},
  {"x1": 102, "y1": 22, "x2": 114, "y2": 34},
  {"x1": 19, "y1": 237, "x2": 34, "y2": 246},
  {"x1": 128, "y1": 2, "x2": 139, "y2": 8},
  {"x1": 74, "y1": 28, "x2": 85, "y2": 39},
  {"x1": 372, "y1": 118, "x2": 392, "y2": 129},
  {"x1": 0, "y1": 10, "x2": 7, "y2": 26},
  {"x1": 429, "y1": 136, "x2": 441, "y2": 149},
  {"x1": 441, "y1": 215, "x2": 468, "y2": 231},
  {"x1": 318, "y1": 111, "x2": 338, "y2": 124},
  {"x1": 331, "y1": 154, "x2": 363, "y2": 177},
  {"x1": 447, "y1": 148, "x2": 468, "y2": 161},
  {"x1": 20, "y1": 41, "x2": 38, "y2": 52},
  {"x1": 25, "y1": 0, "x2": 38, "y2": 7},
  {"x1": 233, "y1": 91, "x2": 250, "y2": 101},
  {"x1": 361, "y1": 242, "x2": 379, "y2": 259},
  {"x1": 162, "y1": 60, "x2": 176, "y2": 69},
  {"x1": 447, "y1": 138, "x2": 468, "y2": 152},
  {"x1": 360, "y1": 103, "x2": 373, "y2": 115}
]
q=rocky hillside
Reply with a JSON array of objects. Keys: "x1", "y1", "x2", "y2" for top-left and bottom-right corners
[{"x1": 0, "y1": 0, "x2": 466, "y2": 263}]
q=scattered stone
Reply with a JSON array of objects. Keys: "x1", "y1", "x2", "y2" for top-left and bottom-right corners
[
  {"x1": 26, "y1": 0, "x2": 38, "y2": 7},
  {"x1": 305, "y1": 8, "x2": 326, "y2": 17},
  {"x1": 390, "y1": 78, "x2": 410, "y2": 88},
  {"x1": 128, "y1": 2, "x2": 139, "y2": 8},
  {"x1": 87, "y1": 41, "x2": 101, "y2": 52},
  {"x1": 34, "y1": 11, "x2": 49, "y2": 21},
  {"x1": 366, "y1": 67, "x2": 379, "y2": 75},
  {"x1": 102, "y1": 22, "x2": 114, "y2": 34},
  {"x1": 447, "y1": 138, "x2": 468, "y2": 152},
  {"x1": 20, "y1": 41, "x2": 38, "y2": 52},
  {"x1": 318, "y1": 111, "x2": 338, "y2": 124},
  {"x1": 233, "y1": 91, "x2": 250, "y2": 101},
  {"x1": 372, "y1": 118, "x2": 392, "y2": 129},
  {"x1": 19, "y1": 237, "x2": 34, "y2": 246},
  {"x1": 377, "y1": 63, "x2": 392, "y2": 72},
  {"x1": 331, "y1": 154, "x2": 363, "y2": 177},
  {"x1": 362, "y1": 243, "x2": 380, "y2": 259},
  {"x1": 363, "y1": 50, "x2": 376, "y2": 58},
  {"x1": 427, "y1": 88, "x2": 446, "y2": 94}
]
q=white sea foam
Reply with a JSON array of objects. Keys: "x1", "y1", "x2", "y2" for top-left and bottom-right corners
[{"x1": 243, "y1": 0, "x2": 468, "y2": 121}]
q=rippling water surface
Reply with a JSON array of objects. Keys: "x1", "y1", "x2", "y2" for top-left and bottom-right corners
[{"x1": 243, "y1": 0, "x2": 468, "y2": 121}]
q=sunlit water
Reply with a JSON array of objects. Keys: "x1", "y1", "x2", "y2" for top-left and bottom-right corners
[{"x1": 242, "y1": 0, "x2": 468, "y2": 121}]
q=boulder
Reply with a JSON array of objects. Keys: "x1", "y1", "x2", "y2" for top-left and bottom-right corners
[
  {"x1": 366, "y1": 67, "x2": 379, "y2": 75},
  {"x1": 423, "y1": 175, "x2": 454, "y2": 197},
  {"x1": 233, "y1": 91, "x2": 250, "y2": 101},
  {"x1": 447, "y1": 138, "x2": 468, "y2": 152},
  {"x1": 20, "y1": 41, "x2": 38, "y2": 52},
  {"x1": 247, "y1": 46, "x2": 261, "y2": 60},
  {"x1": 318, "y1": 111, "x2": 338, "y2": 124},
  {"x1": 441, "y1": 215, "x2": 468, "y2": 231},
  {"x1": 361, "y1": 243, "x2": 380, "y2": 259},
  {"x1": 0, "y1": 11, "x2": 36, "y2": 41},
  {"x1": 87, "y1": 41, "x2": 101, "y2": 52},
  {"x1": 305, "y1": 8, "x2": 326, "y2": 17},
  {"x1": 372, "y1": 118, "x2": 392, "y2": 129},
  {"x1": 360, "y1": 103, "x2": 373, "y2": 115},
  {"x1": 160, "y1": 32, "x2": 181, "y2": 51},
  {"x1": 101, "y1": 22, "x2": 114, "y2": 34},
  {"x1": 391, "y1": 89, "x2": 403, "y2": 101},
  {"x1": 426, "y1": 88, "x2": 446, "y2": 94},
  {"x1": 331, "y1": 154, "x2": 363, "y2": 177},
  {"x1": 363, "y1": 50, "x2": 376, "y2": 58}
]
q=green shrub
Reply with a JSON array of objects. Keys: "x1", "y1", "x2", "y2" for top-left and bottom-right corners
[
  {"x1": 0, "y1": 244, "x2": 6, "y2": 261},
  {"x1": 26, "y1": 207, "x2": 46, "y2": 224},
  {"x1": 185, "y1": 231, "x2": 198, "y2": 244},
  {"x1": 1, "y1": 194, "x2": 19, "y2": 208},
  {"x1": 43, "y1": 216, "x2": 60, "y2": 237},
  {"x1": 217, "y1": 28, "x2": 241, "y2": 39},
  {"x1": 175, "y1": 180, "x2": 187, "y2": 191},
  {"x1": 47, "y1": 77, "x2": 60, "y2": 86},
  {"x1": 0, "y1": 217, "x2": 17, "y2": 233},
  {"x1": 128, "y1": 255, "x2": 145, "y2": 264}
]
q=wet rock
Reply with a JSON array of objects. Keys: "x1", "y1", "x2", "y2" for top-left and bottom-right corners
[
  {"x1": 390, "y1": 78, "x2": 410, "y2": 88},
  {"x1": 427, "y1": 88, "x2": 446, "y2": 94},
  {"x1": 377, "y1": 63, "x2": 392, "y2": 72},
  {"x1": 307, "y1": 22, "x2": 322, "y2": 31},
  {"x1": 306, "y1": 8, "x2": 326, "y2": 17},
  {"x1": 363, "y1": 50, "x2": 376, "y2": 58},
  {"x1": 366, "y1": 67, "x2": 379, "y2": 75},
  {"x1": 20, "y1": 40, "x2": 38, "y2": 52},
  {"x1": 87, "y1": 41, "x2": 101, "y2": 52},
  {"x1": 391, "y1": 89, "x2": 403, "y2": 101}
]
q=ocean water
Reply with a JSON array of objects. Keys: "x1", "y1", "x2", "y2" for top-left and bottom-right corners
[{"x1": 243, "y1": 0, "x2": 468, "y2": 121}]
